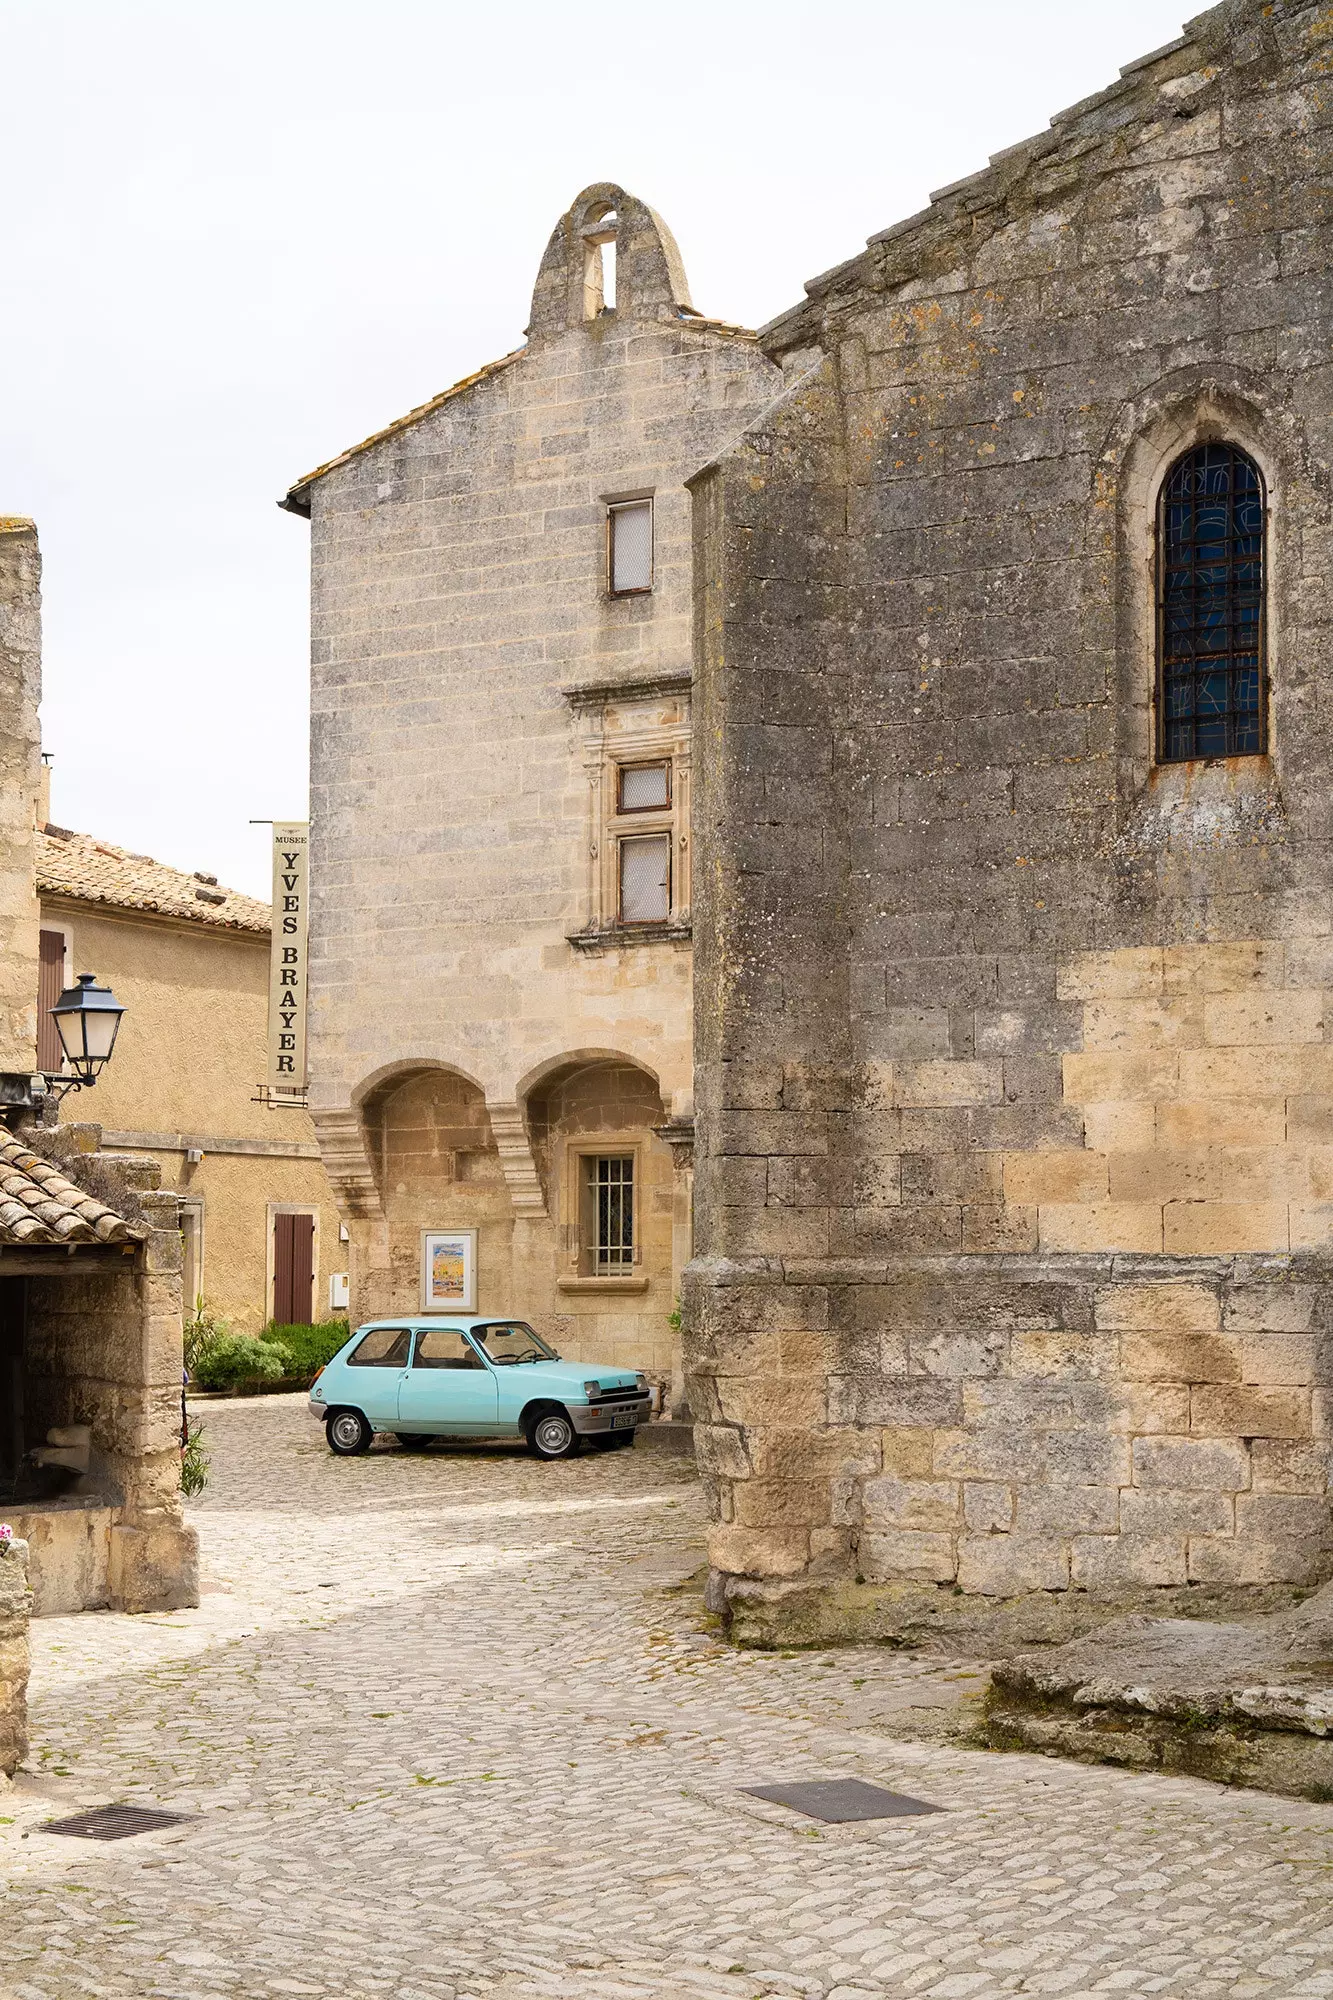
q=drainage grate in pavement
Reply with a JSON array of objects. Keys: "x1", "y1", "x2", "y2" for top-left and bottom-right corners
[
  {"x1": 41, "y1": 1804, "x2": 193, "y2": 1841},
  {"x1": 745, "y1": 1779, "x2": 942, "y2": 1823}
]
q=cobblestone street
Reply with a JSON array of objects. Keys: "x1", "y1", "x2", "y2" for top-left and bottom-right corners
[{"x1": 3, "y1": 1397, "x2": 1333, "y2": 2000}]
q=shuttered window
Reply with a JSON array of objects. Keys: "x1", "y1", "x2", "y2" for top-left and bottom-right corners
[
  {"x1": 37, "y1": 930, "x2": 65, "y2": 1071},
  {"x1": 609, "y1": 499, "x2": 652, "y2": 594},
  {"x1": 619, "y1": 832, "x2": 670, "y2": 923}
]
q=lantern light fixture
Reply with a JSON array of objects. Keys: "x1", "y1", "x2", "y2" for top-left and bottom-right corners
[{"x1": 48, "y1": 973, "x2": 126, "y2": 1092}]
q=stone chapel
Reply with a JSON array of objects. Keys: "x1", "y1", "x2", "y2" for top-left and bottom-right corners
[
  {"x1": 685, "y1": 0, "x2": 1333, "y2": 1634},
  {"x1": 284, "y1": 187, "x2": 779, "y2": 1394}
]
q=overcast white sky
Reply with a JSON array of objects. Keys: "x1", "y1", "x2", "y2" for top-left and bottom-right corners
[{"x1": 3, "y1": 0, "x2": 1193, "y2": 897}]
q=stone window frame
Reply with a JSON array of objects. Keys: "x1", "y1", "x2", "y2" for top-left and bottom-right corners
[
  {"x1": 562, "y1": 674, "x2": 692, "y2": 950},
  {"x1": 1113, "y1": 376, "x2": 1292, "y2": 796},
  {"x1": 556, "y1": 1130, "x2": 649, "y2": 1286}
]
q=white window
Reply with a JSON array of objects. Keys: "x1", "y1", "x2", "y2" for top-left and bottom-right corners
[
  {"x1": 608, "y1": 499, "x2": 653, "y2": 595},
  {"x1": 619, "y1": 832, "x2": 671, "y2": 924}
]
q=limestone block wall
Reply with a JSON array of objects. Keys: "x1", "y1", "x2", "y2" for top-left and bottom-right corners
[
  {"x1": 686, "y1": 1, "x2": 1333, "y2": 1609},
  {"x1": 0, "y1": 519, "x2": 42, "y2": 1072}
]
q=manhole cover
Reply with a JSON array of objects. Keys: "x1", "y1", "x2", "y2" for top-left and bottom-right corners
[
  {"x1": 745, "y1": 1779, "x2": 941, "y2": 1823},
  {"x1": 41, "y1": 1804, "x2": 193, "y2": 1841}
]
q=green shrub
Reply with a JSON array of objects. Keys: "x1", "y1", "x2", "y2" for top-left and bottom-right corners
[
  {"x1": 262, "y1": 1319, "x2": 350, "y2": 1382},
  {"x1": 183, "y1": 1298, "x2": 229, "y2": 1377},
  {"x1": 192, "y1": 1333, "x2": 291, "y2": 1391},
  {"x1": 180, "y1": 1419, "x2": 210, "y2": 1497}
]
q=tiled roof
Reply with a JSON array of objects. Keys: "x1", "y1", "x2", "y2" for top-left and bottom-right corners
[
  {"x1": 37, "y1": 826, "x2": 270, "y2": 935},
  {"x1": 0, "y1": 1130, "x2": 143, "y2": 1245}
]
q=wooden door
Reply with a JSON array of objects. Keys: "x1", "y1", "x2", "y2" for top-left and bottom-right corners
[{"x1": 272, "y1": 1212, "x2": 315, "y2": 1326}]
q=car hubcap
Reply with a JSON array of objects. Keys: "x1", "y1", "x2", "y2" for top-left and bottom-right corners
[
  {"x1": 535, "y1": 1416, "x2": 571, "y2": 1454},
  {"x1": 331, "y1": 1415, "x2": 361, "y2": 1449}
]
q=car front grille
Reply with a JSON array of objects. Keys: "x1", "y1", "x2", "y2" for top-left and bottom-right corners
[{"x1": 592, "y1": 1385, "x2": 646, "y2": 1404}]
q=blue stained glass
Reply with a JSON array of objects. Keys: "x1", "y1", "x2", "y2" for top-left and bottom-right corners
[{"x1": 1158, "y1": 443, "x2": 1266, "y2": 760}]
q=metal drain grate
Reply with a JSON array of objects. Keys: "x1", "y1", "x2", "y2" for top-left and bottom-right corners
[
  {"x1": 745, "y1": 1779, "x2": 942, "y2": 1823},
  {"x1": 41, "y1": 1804, "x2": 193, "y2": 1841}
]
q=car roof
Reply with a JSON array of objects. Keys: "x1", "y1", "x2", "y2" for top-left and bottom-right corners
[{"x1": 352, "y1": 1316, "x2": 517, "y2": 1331}]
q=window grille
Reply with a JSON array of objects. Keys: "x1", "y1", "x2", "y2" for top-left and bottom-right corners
[
  {"x1": 1158, "y1": 442, "x2": 1265, "y2": 762},
  {"x1": 609, "y1": 499, "x2": 653, "y2": 594},
  {"x1": 618, "y1": 761, "x2": 671, "y2": 812},
  {"x1": 619, "y1": 832, "x2": 670, "y2": 923},
  {"x1": 588, "y1": 1155, "x2": 634, "y2": 1271}
]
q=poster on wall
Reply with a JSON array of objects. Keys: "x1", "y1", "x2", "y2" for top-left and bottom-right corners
[{"x1": 420, "y1": 1230, "x2": 478, "y2": 1314}]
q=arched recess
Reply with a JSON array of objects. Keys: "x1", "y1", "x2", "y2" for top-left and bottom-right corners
[
  {"x1": 357, "y1": 1061, "x2": 503, "y2": 1208},
  {"x1": 522, "y1": 1054, "x2": 670, "y2": 1281}
]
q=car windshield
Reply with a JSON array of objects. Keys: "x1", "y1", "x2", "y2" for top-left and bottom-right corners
[{"x1": 469, "y1": 1321, "x2": 556, "y2": 1365}]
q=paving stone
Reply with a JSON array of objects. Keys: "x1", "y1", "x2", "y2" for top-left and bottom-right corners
[{"x1": 0, "y1": 1395, "x2": 1331, "y2": 1996}]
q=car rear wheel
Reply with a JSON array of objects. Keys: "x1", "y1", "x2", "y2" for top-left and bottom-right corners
[
  {"x1": 525, "y1": 1407, "x2": 581, "y2": 1460},
  {"x1": 326, "y1": 1409, "x2": 373, "y2": 1455}
]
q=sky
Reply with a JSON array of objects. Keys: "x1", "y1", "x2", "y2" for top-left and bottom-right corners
[{"x1": 3, "y1": 0, "x2": 1195, "y2": 897}]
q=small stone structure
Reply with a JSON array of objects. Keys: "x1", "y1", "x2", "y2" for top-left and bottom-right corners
[
  {"x1": 0, "y1": 519, "x2": 197, "y2": 1615},
  {"x1": 284, "y1": 186, "x2": 778, "y2": 1393},
  {"x1": 686, "y1": 0, "x2": 1333, "y2": 1631},
  {"x1": 0, "y1": 1535, "x2": 30, "y2": 1778}
]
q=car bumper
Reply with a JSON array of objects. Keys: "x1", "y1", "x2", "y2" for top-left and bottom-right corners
[
  {"x1": 308, "y1": 1395, "x2": 327, "y2": 1420},
  {"x1": 571, "y1": 1397, "x2": 652, "y2": 1435}
]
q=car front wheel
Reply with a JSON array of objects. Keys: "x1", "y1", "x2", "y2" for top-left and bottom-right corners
[
  {"x1": 525, "y1": 1407, "x2": 581, "y2": 1460},
  {"x1": 326, "y1": 1409, "x2": 373, "y2": 1455}
]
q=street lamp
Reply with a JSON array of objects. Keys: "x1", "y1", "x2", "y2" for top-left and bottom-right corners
[{"x1": 48, "y1": 973, "x2": 126, "y2": 1091}]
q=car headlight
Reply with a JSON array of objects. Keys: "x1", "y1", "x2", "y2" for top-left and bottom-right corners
[
  {"x1": 635, "y1": 1372, "x2": 649, "y2": 1391},
  {"x1": 582, "y1": 1380, "x2": 602, "y2": 1400}
]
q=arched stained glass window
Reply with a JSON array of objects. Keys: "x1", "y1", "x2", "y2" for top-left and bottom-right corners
[{"x1": 1158, "y1": 442, "x2": 1266, "y2": 762}]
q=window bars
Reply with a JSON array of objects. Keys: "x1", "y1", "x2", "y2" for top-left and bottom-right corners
[
  {"x1": 589, "y1": 1155, "x2": 634, "y2": 1271},
  {"x1": 1158, "y1": 442, "x2": 1265, "y2": 762}
]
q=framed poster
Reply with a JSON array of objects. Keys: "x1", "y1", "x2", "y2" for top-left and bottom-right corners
[{"x1": 420, "y1": 1229, "x2": 478, "y2": 1313}]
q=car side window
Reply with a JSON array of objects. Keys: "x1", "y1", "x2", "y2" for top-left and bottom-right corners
[
  {"x1": 412, "y1": 1329, "x2": 486, "y2": 1370},
  {"x1": 347, "y1": 1328, "x2": 411, "y2": 1368}
]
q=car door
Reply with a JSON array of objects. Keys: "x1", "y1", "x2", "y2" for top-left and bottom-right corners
[
  {"x1": 397, "y1": 1326, "x2": 499, "y2": 1434},
  {"x1": 340, "y1": 1325, "x2": 412, "y2": 1426}
]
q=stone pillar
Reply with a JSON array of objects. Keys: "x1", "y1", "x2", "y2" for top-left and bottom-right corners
[
  {"x1": 0, "y1": 519, "x2": 43, "y2": 1075},
  {"x1": 0, "y1": 1535, "x2": 30, "y2": 1777},
  {"x1": 656, "y1": 1116, "x2": 695, "y2": 1416}
]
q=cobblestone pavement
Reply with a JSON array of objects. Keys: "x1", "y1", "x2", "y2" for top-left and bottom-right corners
[{"x1": 3, "y1": 1397, "x2": 1333, "y2": 2000}]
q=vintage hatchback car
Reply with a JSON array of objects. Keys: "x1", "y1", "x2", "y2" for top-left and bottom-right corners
[{"x1": 309, "y1": 1318, "x2": 652, "y2": 1460}]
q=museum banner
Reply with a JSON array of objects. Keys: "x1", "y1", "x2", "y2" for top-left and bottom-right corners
[{"x1": 267, "y1": 822, "x2": 309, "y2": 1095}]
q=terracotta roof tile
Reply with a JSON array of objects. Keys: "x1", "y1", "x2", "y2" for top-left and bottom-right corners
[
  {"x1": 37, "y1": 827, "x2": 270, "y2": 935},
  {"x1": 0, "y1": 1130, "x2": 143, "y2": 1246}
]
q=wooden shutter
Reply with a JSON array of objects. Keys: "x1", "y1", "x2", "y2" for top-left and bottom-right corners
[
  {"x1": 37, "y1": 931, "x2": 64, "y2": 1071},
  {"x1": 272, "y1": 1212, "x2": 315, "y2": 1326}
]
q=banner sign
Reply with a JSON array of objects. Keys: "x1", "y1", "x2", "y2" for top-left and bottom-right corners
[{"x1": 267, "y1": 823, "x2": 309, "y2": 1094}]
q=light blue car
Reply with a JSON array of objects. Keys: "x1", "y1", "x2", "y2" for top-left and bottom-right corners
[{"x1": 309, "y1": 1317, "x2": 652, "y2": 1461}]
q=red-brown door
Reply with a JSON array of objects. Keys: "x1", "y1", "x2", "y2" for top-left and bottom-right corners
[{"x1": 272, "y1": 1212, "x2": 314, "y2": 1325}]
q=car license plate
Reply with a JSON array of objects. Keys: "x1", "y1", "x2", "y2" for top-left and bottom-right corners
[{"x1": 612, "y1": 1412, "x2": 637, "y2": 1430}]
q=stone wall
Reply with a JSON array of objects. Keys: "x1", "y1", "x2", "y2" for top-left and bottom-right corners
[
  {"x1": 686, "y1": 0, "x2": 1333, "y2": 1618},
  {"x1": 0, "y1": 1536, "x2": 29, "y2": 1776},
  {"x1": 0, "y1": 519, "x2": 42, "y2": 1072},
  {"x1": 295, "y1": 184, "x2": 779, "y2": 1381}
]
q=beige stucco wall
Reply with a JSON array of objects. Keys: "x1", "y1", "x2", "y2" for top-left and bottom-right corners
[
  {"x1": 299, "y1": 185, "x2": 781, "y2": 1382},
  {"x1": 42, "y1": 898, "x2": 343, "y2": 1331}
]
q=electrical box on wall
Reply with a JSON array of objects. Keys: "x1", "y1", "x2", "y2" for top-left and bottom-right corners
[{"x1": 329, "y1": 1272, "x2": 349, "y2": 1311}]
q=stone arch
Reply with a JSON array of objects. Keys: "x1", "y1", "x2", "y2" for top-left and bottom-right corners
[
  {"x1": 357, "y1": 1061, "x2": 503, "y2": 1208},
  {"x1": 521, "y1": 1052, "x2": 670, "y2": 1270}
]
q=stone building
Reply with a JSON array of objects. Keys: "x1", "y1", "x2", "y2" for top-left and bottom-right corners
[
  {"x1": 0, "y1": 519, "x2": 196, "y2": 1616},
  {"x1": 283, "y1": 186, "x2": 779, "y2": 1390},
  {"x1": 37, "y1": 823, "x2": 343, "y2": 1331},
  {"x1": 686, "y1": 0, "x2": 1333, "y2": 1629}
]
